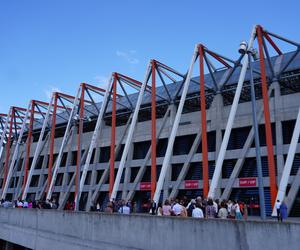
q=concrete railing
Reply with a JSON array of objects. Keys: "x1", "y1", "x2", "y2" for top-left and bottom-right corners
[{"x1": 0, "y1": 208, "x2": 299, "y2": 250}]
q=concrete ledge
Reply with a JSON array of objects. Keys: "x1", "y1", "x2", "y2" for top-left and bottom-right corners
[{"x1": 0, "y1": 208, "x2": 299, "y2": 250}]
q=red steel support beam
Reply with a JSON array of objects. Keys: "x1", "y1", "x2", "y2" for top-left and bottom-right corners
[
  {"x1": 34, "y1": 100, "x2": 71, "y2": 111},
  {"x1": 57, "y1": 91, "x2": 94, "y2": 105},
  {"x1": 199, "y1": 45, "x2": 209, "y2": 198},
  {"x1": 2, "y1": 111, "x2": 14, "y2": 191},
  {"x1": 115, "y1": 72, "x2": 151, "y2": 92},
  {"x1": 151, "y1": 60, "x2": 157, "y2": 200},
  {"x1": 116, "y1": 73, "x2": 153, "y2": 93},
  {"x1": 257, "y1": 26, "x2": 277, "y2": 206},
  {"x1": 206, "y1": 50, "x2": 231, "y2": 68},
  {"x1": 75, "y1": 84, "x2": 85, "y2": 207},
  {"x1": 263, "y1": 31, "x2": 283, "y2": 55},
  {"x1": 11, "y1": 115, "x2": 26, "y2": 119},
  {"x1": 153, "y1": 60, "x2": 177, "y2": 74},
  {"x1": 2, "y1": 128, "x2": 21, "y2": 133},
  {"x1": 33, "y1": 100, "x2": 50, "y2": 106},
  {"x1": 12, "y1": 107, "x2": 27, "y2": 112},
  {"x1": 117, "y1": 73, "x2": 142, "y2": 87},
  {"x1": 85, "y1": 83, "x2": 106, "y2": 93},
  {"x1": 46, "y1": 93, "x2": 58, "y2": 195},
  {"x1": 5, "y1": 122, "x2": 26, "y2": 126},
  {"x1": 109, "y1": 75, "x2": 117, "y2": 198},
  {"x1": 57, "y1": 92, "x2": 75, "y2": 101},
  {"x1": 21, "y1": 101, "x2": 35, "y2": 197}
]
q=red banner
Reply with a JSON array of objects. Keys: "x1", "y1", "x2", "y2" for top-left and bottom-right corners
[
  {"x1": 239, "y1": 178, "x2": 257, "y2": 187},
  {"x1": 184, "y1": 180, "x2": 199, "y2": 189},
  {"x1": 140, "y1": 182, "x2": 151, "y2": 190}
]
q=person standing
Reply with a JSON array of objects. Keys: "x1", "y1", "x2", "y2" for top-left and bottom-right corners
[
  {"x1": 96, "y1": 202, "x2": 101, "y2": 212},
  {"x1": 213, "y1": 199, "x2": 219, "y2": 214},
  {"x1": 104, "y1": 202, "x2": 113, "y2": 213},
  {"x1": 186, "y1": 199, "x2": 196, "y2": 217},
  {"x1": 162, "y1": 199, "x2": 172, "y2": 216},
  {"x1": 180, "y1": 200, "x2": 188, "y2": 217},
  {"x1": 132, "y1": 201, "x2": 137, "y2": 213},
  {"x1": 28, "y1": 200, "x2": 33, "y2": 208},
  {"x1": 233, "y1": 201, "x2": 243, "y2": 220},
  {"x1": 280, "y1": 201, "x2": 288, "y2": 222},
  {"x1": 275, "y1": 200, "x2": 281, "y2": 221},
  {"x1": 206, "y1": 199, "x2": 216, "y2": 218},
  {"x1": 157, "y1": 203, "x2": 163, "y2": 216},
  {"x1": 227, "y1": 200, "x2": 234, "y2": 219},
  {"x1": 218, "y1": 202, "x2": 228, "y2": 219},
  {"x1": 17, "y1": 199, "x2": 23, "y2": 208},
  {"x1": 127, "y1": 200, "x2": 132, "y2": 212},
  {"x1": 118, "y1": 200, "x2": 130, "y2": 215},
  {"x1": 23, "y1": 200, "x2": 28, "y2": 208},
  {"x1": 51, "y1": 199, "x2": 58, "y2": 209},
  {"x1": 192, "y1": 203, "x2": 204, "y2": 218},
  {"x1": 172, "y1": 199, "x2": 183, "y2": 216},
  {"x1": 196, "y1": 196, "x2": 202, "y2": 207},
  {"x1": 150, "y1": 200, "x2": 157, "y2": 215}
]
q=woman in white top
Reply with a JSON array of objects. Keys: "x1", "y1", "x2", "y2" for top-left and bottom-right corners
[
  {"x1": 157, "y1": 203, "x2": 163, "y2": 216},
  {"x1": 234, "y1": 201, "x2": 243, "y2": 220},
  {"x1": 218, "y1": 201, "x2": 228, "y2": 219},
  {"x1": 192, "y1": 204, "x2": 204, "y2": 218}
]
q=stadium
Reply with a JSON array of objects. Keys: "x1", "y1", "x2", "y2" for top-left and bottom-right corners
[{"x1": 0, "y1": 25, "x2": 299, "y2": 217}]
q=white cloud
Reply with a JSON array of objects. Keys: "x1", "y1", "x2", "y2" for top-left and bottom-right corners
[
  {"x1": 116, "y1": 51, "x2": 127, "y2": 57},
  {"x1": 116, "y1": 50, "x2": 139, "y2": 65},
  {"x1": 44, "y1": 85, "x2": 61, "y2": 100}
]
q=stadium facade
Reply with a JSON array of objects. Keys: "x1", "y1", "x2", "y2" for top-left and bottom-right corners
[{"x1": 0, "y1": 25, "x2": 299, "y2": 216}]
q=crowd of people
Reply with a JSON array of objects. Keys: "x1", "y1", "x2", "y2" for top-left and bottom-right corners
[
  {"x1": 0, "y1": 198, "x2": 59, "y2": 209},
  {"x1": 0, "y1": 196, "x2": 288, "y2": 221},
  {"x1": 97, "y1": 196, "x2": 288, "y2": 221},
  {"x1": 99, "y1": 197, "x2": 250, "y2": 220}
]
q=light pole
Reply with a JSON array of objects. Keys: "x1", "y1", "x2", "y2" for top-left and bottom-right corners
[{"x1": 247, "y1": 48, "x2": 266, "y2": 220}]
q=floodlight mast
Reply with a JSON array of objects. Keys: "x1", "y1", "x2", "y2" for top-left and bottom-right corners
[
  {"x1": 208, "y1": 26, "x2": 257, "y2": 199},
  {"x1": 248, "y1": 52, "x2": 266, "y2": 220},
  {"x1": 151, "y1": 60, "x2": 157, "y2": 200}
]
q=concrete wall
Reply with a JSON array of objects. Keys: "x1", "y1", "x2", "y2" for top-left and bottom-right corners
[{"x1": 0, "y1": 208, "x2": 299, "y2": 250}]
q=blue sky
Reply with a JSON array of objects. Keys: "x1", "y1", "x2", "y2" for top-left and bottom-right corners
[{"x1": 0, "y1": 0, "x2": 299, "y2": 113}]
